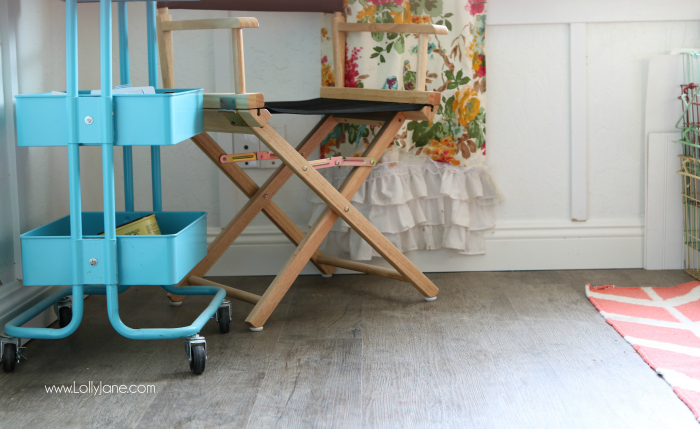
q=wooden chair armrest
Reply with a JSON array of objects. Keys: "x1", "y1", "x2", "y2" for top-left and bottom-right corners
[
  {"x1": 160, "y1": 17, "x2": 259, "y2": 31},
  {"x1": 320, "y1": 87, "x2": 440, "y2": 105},
  {"x1": 337, "y1": 22, "x2": 448, "y2": 35},
  {"x1": 203, "y1": 93, "x2": 265, "y2": 110}
]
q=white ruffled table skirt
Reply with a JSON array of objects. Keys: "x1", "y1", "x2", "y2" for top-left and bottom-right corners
[{"x1": 307, "y1": 159, "x2": 501, "y2": 261}]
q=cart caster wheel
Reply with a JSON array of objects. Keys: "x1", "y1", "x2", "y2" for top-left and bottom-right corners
[
  {"x1": 2, "y1": 344, "x2": 17, "y2": 373},
  {"x1": 189, "y1": 344, "x2": 206, "y2": 375},
  {"x1": 217, "y1": 307, "x2": 230, "y2": 334},
  {"x1": 249, "y1": 326, "x2": 263, "y2": 332},
  {"x1": 58, "y1": 306, "x2": 72, "y2": 328},
  {"x1": 424, "y1": 296, "x2": 437, "y2": 302},
  {"x1": 321, "y1": 274, "x2": 333, "y2": 279}
]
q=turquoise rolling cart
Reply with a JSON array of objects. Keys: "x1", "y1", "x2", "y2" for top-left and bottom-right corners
[{"x1": 0, "y1": 0, "x2": 230, "y2": 375}]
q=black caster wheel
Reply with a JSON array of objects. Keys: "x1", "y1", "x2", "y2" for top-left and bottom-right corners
[
  {"x1": 189, "y1": 344, "x2": 206, "y2": 375},
  {"x1": 217, "y1": 307, "x2": 230, "y2": 334},
  {"x1": 2, "y1": 344, "x2": 17, "y2": 373},
  {"x1": 58, "y1": 306, "x2": 72, "y2": 328}
]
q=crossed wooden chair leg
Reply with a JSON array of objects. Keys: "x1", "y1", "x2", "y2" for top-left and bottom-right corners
[
  {"x1": 167, "y1": 116, "x2": 338, "y2": 303},
  {"x1": 246, "y1": 113, "x2": 439, "y2": 328},
  {"x1": 170, "y1": 112, "x2": 439, "y2": 329}
]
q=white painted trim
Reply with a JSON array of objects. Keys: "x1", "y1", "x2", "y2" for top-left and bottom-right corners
[
  {"x1": 488, "y1": 0, "x2": 700, "y2": 26},
  {"x1": 645, "y1": 133, "x2": 683, "y2": 270},
  {"x1": 570, "y1": 23, "x2": 587, "y2": 222},
  {"x1": 0, "y1": 281, "x2": 60, "y2": 337},
  {"x1": 204, "y1": 219, "x2": 644, "y2": 276},
  {"x1": 208, "y1": 220, "x2": 644, "y2": 244},
  {"x1": 486, "y1": 220, "x2": 643, "y2": 240}
]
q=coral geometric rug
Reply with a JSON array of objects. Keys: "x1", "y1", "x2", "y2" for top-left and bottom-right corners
[{"x1": 586, "y1": 282, "x2": 700, "y2": 421}]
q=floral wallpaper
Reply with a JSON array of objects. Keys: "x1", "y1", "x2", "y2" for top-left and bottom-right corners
[{"x1": 320, "y1": 0, "x2": 487, "y2": 168}]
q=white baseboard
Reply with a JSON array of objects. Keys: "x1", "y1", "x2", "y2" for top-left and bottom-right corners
[
  {"x1": 205, "y1": 219, "x2": 645, "y2": 276},
  {"x1": 0, "y1": 281, "x2": 60, "y2": 338}
]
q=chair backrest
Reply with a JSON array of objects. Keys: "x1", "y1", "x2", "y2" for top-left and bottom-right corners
[
  {"x1": 156, "y1": 1, "x2": 344, "y2": 92},
  {"x1": 323, "y1": 12, "x2": 447, "y2": 107},
  {"x1": 330, "y1": 12, "x2": 447, "y2": 92},
  {"x1": 156, "y1": 7, "x2": 258, "y2": 93},
  {"x1": 156, "y1": 5, "x2": 446, "y2": 109}
]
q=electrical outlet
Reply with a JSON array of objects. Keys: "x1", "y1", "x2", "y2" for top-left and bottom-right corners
[
  {"x1": 233, "y1": 134, "x2": 260, "y2": 168},
  {"x1": 259, "y1": 124, "x2": 286, "y2": 169}
]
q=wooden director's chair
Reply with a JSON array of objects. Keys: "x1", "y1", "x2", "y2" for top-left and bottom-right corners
[{"x1": 156, "y1": 5, "x2": 446, "y2": 330}]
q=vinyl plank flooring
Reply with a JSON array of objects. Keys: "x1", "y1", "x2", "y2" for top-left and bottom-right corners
[
  {"x1": 133, "y1": 278, "x2": 292, "y2": 429},
  {"x1": 14, "y1": 351, "x2": 171, "y2": 429},
  {"x1": 343, "y1": 273, "x2": 429, "y2": 304},
  {"x1": 1, "y1": 270, "x2": 699, "y2": 428},
  {"x1": 557, "y1": 269, "x2": 670, "y2": 289},
  {"x1": 356, "y1": 272, "x2": 521, "y2": 321},
  {"x1": 359, "y1": 309, "x2": 573, "y2": 429},
  {"x1": 418, "y1": 272, "x2": 522, "y2": 320},
  {"x1": 359, "y1": 311, "x2": 483, "y2": 428},
  {"x1": 434, "y1": 318, "x2": 574, "y2": 429},
  {"x1": 521, "y1": 317, "x2": 698, "y2": 429},
  {"x1": 498, "y1": 272, "x2": 601, "y2": 321},
  {"x1": 0, "y1": 343, "x2": 170, "y2": 428},
  {"x1": 558, "y1": 269, "x2": 640, "y2": 289},
  {"x1": 622, "y1": 269, "x2": 695, "y2": 287},
  {"x1": 470, "y1": 270, "x2": 567, "y2": 287},
  {"x1": 132, "y1": 331, "x2": 282, "y2": 429},
  {"x1": 279, "y1": 293, "x2": 362, "y2": 341},
  {"x1": 290, "y1": 273, "x2": 369, "y2": 298},
  {"x1": 245, "y1": 339, "x2": 362, "y2": 429}
]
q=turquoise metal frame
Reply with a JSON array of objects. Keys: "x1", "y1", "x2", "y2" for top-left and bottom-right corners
[
  {"x1": 146, "y1": 2, "x2": 163, "y2": 212},
  {"x1": 118, "y1": 2, "x2": 134, "y2": 211},
  {"x1": 4, "y1": 0, "x2": 225, "y2": 344}
]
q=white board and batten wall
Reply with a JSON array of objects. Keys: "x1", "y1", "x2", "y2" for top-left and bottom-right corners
[
  {"x1": 3, "y1": 1, "x2": 700, "y2": 284},
  {"x1": 487, "y1": 0, "x2": 700, "y2": 274},
  {"x1": 209, "y1": 0, "x2": 700, "y2": 275}
]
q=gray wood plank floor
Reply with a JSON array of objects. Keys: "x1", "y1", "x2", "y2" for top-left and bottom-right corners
[{"x1": 0, "y1": 269, "x2": 698, "y2": 428}]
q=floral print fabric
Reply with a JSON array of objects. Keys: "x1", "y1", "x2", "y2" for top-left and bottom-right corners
[{"x1": 320, "y1": 0, "x2": 488, "y2": 168}]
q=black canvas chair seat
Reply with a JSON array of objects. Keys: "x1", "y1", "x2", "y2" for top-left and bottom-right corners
[{"x1": 265, "y1": 98, "x2": 428, "y2": 115}]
